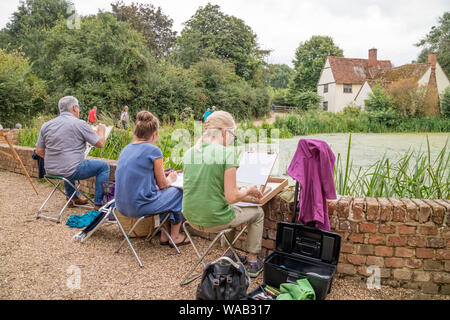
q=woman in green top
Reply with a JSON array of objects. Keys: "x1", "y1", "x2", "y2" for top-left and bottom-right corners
[{"x1": 182, "y1": 110, "x2": 265, "y2": 277}]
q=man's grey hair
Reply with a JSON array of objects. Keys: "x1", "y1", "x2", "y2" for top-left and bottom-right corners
[{"x1": 58, "y1": 96, "x2": 79, "y2": 113}]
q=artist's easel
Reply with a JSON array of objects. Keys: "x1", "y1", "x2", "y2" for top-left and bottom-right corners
[{"x1": 0, "y1": 130, "x2": 38, "y2": 195}]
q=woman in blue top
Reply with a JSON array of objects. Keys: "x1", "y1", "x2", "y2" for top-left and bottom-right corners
[{"x1": 115, "y1": 110, "x2": 189, "y2": 246}]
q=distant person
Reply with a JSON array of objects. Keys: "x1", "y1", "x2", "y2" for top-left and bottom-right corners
[
  {"x1": 203, "y1": 108, "x2": 211, "y2": 122},
  {"x1": 35, "y1": 96, "x2": 109, "y2": 211},
  {"x1": 88, "y1": 106, "x2": 97, "y2": 124},
  {"x1": 13, "y1": 123, "x2": 22, "y2": 130},
  {"x1": 271, "y1": 104, "x2": 275, "y2": 111},
  {"x1": 211, "y1": 106, "x2": 216, "y2": 113},
  {"x1": 121, "y1": 106, "x2": 129, "y2": 130},
  {"x1": 0, "y1": 124, "x2": 3, "y2": 130}
]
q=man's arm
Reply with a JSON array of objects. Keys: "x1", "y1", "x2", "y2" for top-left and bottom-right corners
[
  {"x1": 94, "y1": 124, "x2": 106, "y2": 148},
  {"x1": 36, "y1": 147, "x2": 45, "y2": 158}
]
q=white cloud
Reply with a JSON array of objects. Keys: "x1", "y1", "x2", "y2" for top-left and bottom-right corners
[{"x1": 1, "y1": 0, "x2": 448, "y2": 67}]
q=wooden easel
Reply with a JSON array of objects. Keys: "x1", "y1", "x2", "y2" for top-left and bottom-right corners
[{"x1": 0, "y1": 130, "x2": 38, "y2": 195}]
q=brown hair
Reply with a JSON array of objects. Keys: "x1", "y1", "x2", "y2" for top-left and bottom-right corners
[{"x1": 134, "y1": 110, "x2": 159, "y2": 140}]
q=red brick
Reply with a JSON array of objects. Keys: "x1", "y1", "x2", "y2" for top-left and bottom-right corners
[
  {"x1": 327, "y1": 199, "x2": 338, "y2": 217},
  {"x1": 368, "y1": 234, "x2": 386, "y2": 245},
  {"x1": 385, "y1": 257, "x2": 404, "y2": 268},
  {"x1": 359, "y1": 222, "x2": 377, "y2": 233},
  {"x1": 398, "y1": 225, "x2": 416, "y2": 235},
  {"x1": 378, "y1": 198, "x2": 392, "y2": 222},
  {"x1": 337, "y1": 196, "x2": 353, "y2": 219},
  {"x1": 379, "y1": 225, "x2": 396, "y2": 234},
  {"x1": 395, "y1": 247, "x2": 414, "y2": 258},
  {"x1": 389, "y1": 198, "x2": 406, "y2": 222},
  {"x1": 365, "y1": 197, "x2": 379, "y2": 221},
  {"x1": 421, "y1": 282, "x2": 439, "y2": 294},
  {"x1": 412, "y1": 199, "x2": 431, "y2": 223},
  {"x1": 416, "y1": 248, "x2": 435, "y2": 259},
  {"x1": 387, "y1": 236, "x2": 407, "y2": 247},
  {"x1": 418, "y1": 226, "x2": 438, "y2": 236},
  {"x1": 339, "y1": 221, "x2": 358, "y2": 232},
  {"x1": 413, "y1": 271, "x2": 431, "y2": 282},
  {"x1": 262, "y1": 239, "x2": 275, "y2": 250},
  {"x1": 405, "y1": 258, "x2": 422, "y2": 269},
  {"x1": 445, "y1": 261, "x2": 450, "y2": 272},
  {"x1": 366, "y1": 256, "x2": 384, "y2": 267},
  {"x1": 341, "y1": 244, "x2": 354, "y2": 254},
  {"x1": 423, "y1": 199, "x2": 445, "y2": 225},
  {"x1": 436, "y1": 249, "x2": 450, "y2": 260},
  {"x1": 432, "y1": 272, "x2": 450, "y2": 284},
  {"x1": 348, "y1": 233, "x2": 364, "y2": 243},
  {"x1": 346, "y1": 254, "x2": 367, "y2": 266},
  {"x1": 357, "y1": 244, "x2": 374, "y2": 255},
  {"x1": 350, "y1": 197, "x2": 364, "y2": 221},
  {"x1": 393, "y1": 269, "x2": 412, "y2": 280},
  {"x1": 423, "y1": 259, "x2": 442, "y2": 271},
  {"x1": 427, "y1": 238, "x2": 445, "y2": 248},
  {"x1": 375, "y1": 246, "x2": 393, "y2": 257},
  {"x1": 407, "y1": 236, "x2": 427, "y2": 248},
  {"x1": 337, "y1": 263, "x2": 357, "y2": 275}
]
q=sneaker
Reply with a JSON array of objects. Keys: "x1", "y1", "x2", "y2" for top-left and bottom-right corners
[
  {"x1": 224, "y1": 253, "x2": 248, "y2": 265},
  {"x1": 68, "y1": 198, "x2": 89, "y2": 208},
  {"x1": 247, "y1": 260, "x2": 264, "y2": 278}
]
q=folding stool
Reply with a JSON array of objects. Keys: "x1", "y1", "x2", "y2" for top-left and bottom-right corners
[{"x1": 36, "y1": 174, "x2": 94, "y2": 223}]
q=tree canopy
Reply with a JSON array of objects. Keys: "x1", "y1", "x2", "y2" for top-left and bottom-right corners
[
  {"x1": 111, "y1": 1, "x2": 177, "y2": 60},
  {"x1": 171, "y1": 3, "x2": 269, "y2": 81},
  {"x1": 416, "y1": 12, "x2": 450, "y2": 76},
  {"x1": 289, "y1": 35, "x2": 344, "y2": 93}
]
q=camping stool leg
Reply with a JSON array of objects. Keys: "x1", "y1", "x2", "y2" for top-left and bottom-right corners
[
  {"x1": 112, "y1": 208, "x2": 143, "y2": 268},
  {"x1": 115, "y1": 216, "x2": 147, "y2": 253},
  {"x1": 221, "y1": 224, "x2": 248, "y2": 258},
  {"x1": 221, "y1": 232, "x2": 244, "y2": 265},
  {"x1": 36, "y1": 179, "x2": 61, "y2": 219},
  {"x1": 182, "y1": 221, "x2": 203, "y2": 260},
  {"x1": 56, "y1": 179, "x2": 80, "y2": 224},
  {"x1": 147, "y1": 213, "x2": 181, "y2": 254},
  {"x1": 70, "y1": 180, "x2": 96, "y2": 207},
  {"x1": 180, "y1": 230, "x2": 227, "y2": 286}
]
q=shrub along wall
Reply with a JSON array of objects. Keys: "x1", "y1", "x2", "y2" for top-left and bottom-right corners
[{"x1": 0, "y1": 143, "x2": 449, "y2": 295}]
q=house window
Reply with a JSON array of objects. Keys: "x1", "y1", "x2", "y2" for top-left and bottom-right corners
[
  {"x1": 324, "y1": 84, "x2": 328, "y2": 93},
  {"x1": 343, "y1": 84, "x2": 352, "y2": 93},
  {"x1": 323, "y1": 101, "x2": 328, "y2": 111}
]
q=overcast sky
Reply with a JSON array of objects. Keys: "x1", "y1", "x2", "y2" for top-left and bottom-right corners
[{"x1": 1, "y1": 0, "x2": 449, "y2": 67}]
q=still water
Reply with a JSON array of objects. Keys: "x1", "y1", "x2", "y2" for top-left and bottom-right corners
[{"x1": 255, "y1": 133, "x2": 449, "y2": 180}]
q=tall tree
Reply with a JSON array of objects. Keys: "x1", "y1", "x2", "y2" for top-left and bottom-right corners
[
  {"x1": 171, "y1": 3, "x2": 269, "y2": 81},
  {"x1": 415, "y1": 12, "x2": 450, "y2": 76},
  {"x1": 265, "y1": 64, "x2": 294, "y2": 89},
  {"x1": 0, "y1": 0, "x2": 72, "y2": 75},
  {"x1": 289, "y1": 35, "x2": 344, "y2": 93},
  {"x1": 111, "y1": 1, "x2": 177, "y2": 60}
]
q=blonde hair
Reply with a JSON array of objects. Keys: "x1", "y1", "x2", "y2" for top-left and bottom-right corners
[
  {"x1": 195, "y1": 110, "x2": 236, "y2": 150},
  {"x1": 134, "y1": 110, "x2": 159, "y2": 140}
]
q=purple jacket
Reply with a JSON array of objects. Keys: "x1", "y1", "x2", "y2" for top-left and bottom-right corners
[{"x1": 286, "y1": 139, "x2": 337, "y2": 231}]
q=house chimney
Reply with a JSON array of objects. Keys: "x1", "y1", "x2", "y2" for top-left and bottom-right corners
[
  {"x1": 428, "y1": 53, "x2": 437, "y2": 68},
  {"x1": 368, "y1": 48, "x2": 377, "y2": 67}
]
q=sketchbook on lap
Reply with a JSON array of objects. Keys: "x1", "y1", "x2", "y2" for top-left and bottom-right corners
[{"x1": 170, "y1": 151, "x2": 288, "y2": 207}]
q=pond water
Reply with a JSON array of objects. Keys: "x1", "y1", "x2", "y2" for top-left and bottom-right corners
[{"x1": 250, "y1": 132, "x2": 449, "y2": 181}]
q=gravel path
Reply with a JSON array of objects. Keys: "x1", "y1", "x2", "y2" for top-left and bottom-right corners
[{"x1": 0, "y1": 170, "x2": 447, "y2": 300}]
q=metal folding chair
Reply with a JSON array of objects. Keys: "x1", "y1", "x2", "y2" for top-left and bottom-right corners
[
  {"x1": 180, "y1": 220, "x2": 248, "y2": 286},
  {"x1": 36, "y1": 145, "x2": 96, "y2": 224},
  {"x1": 114, "y1": 208, "x2": 182, "y2": 268},
  {"x1": 36, "y1": 174, "x2": 94, "y2": 223},
  {"x1": 73, "y1": 200, "x2": 181, "y2": 268}
]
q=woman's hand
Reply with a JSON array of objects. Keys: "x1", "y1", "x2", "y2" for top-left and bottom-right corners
[{"x1": 167, "y1": 171, "x2": 177, "y2": 184}]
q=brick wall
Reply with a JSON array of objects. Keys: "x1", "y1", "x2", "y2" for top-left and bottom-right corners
[{"x1": 1, "y1": 144, "x2": 449, "y2": 295}]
